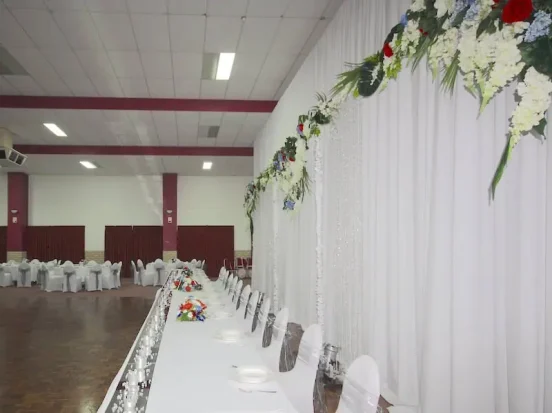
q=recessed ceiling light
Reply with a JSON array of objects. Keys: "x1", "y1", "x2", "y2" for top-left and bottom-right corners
[
  {"x1": 43, "y1": 123, "x2": 67, "y2": 137},
  {"x1": 203, "y1": 161, "x2": 212, "y2": 170},
  {"x1": 80, "y1": 161, "x2": 97, "y2": 169},
  {"x1": 215, "y1": 53, "x2": 235, "y2": 80}
]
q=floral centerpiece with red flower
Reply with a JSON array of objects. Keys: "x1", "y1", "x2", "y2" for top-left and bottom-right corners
[
  {"x1": 172, "y1": 267, "x2": 202, "y2": 292},
  {"x1": 176, "y1": 297, "x2": 207, "y2": 322}
]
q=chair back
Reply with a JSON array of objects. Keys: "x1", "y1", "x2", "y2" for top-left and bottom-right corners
[
  {"x1": 19, "y1": 262, "x2": 31, "y2": 285},
  {"x1": 255, "y1": 296, "x2": 271, "y2": 335},
  {"x1": 337, "y1": 356, "x2": 380, "y2": 413},
  {"x1": 246, "y1": 290, "x2": 260, "y2": 320},
  {"x1": 104, "y1": 260, "x2": 112, "y2": 266},
  {"x1": 137, "y1": 259, "x2": 144, "y2": 269},
  {"x1": 233, "y1": 279, "x2": 243, "y2": 302},
  {"x1": 227, "y1": 275, "x2": 236, "y2": 293},
  {"x1": 91, "y1": 263, "x2": 102, "y2": 289},
  {"x1": 63, "y1": 264, "x2": 76, "y2": 275},
  {"x1": 63, "y1": 260, "x2": 73, "y2": 267},
  {"x1": 88, "y1": 260, "x2": 97, "y2": 267},
  {"x1": 38, "y1": 263, "x2": 48, "y2": 289},
  {"x1": 175, "y1": 260, "x2": 184, "y2": 269},
  {"x1": 237, "y1": 284, "x2": 251, "y2": 312}
]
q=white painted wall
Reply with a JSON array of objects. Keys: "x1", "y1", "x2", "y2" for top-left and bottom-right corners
[
  {"x1": 0, "y1": 175, "x2": 7, "y2": 226},
  {"x1": 178, "y1": 176, "x2": 251, "y2": 251},
  {"x1": 29, "y1": 175, "x2": 163, "y2": 250}
]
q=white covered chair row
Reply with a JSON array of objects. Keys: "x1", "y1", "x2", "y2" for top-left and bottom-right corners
[
  {"x1": 132, "y1": 259, "x2": 169, "y2": 287},
  {"x1": 214, "y1": 267, "x2": 382, "y2": 413}
]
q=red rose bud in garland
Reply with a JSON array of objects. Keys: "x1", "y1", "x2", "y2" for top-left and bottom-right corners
[
  {"x1": 383, "y1": 43, "x2": 393, "y2": 58},
  {"x1": 289, "y1": 156, "x2": 295, "y2": 162},
  {"x1": 502, "y1": 0, "x2": 533, "y2": 23},
  {"x1": 298, "y1": 124, "x2": 304, "y2": 132},
  {"x1": 418, "y1": 28, "x2": 428, "y2": 36}
]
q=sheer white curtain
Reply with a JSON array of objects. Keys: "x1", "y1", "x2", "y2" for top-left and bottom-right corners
[{"x1": 253, "y1": 0, "x2": 552, "y2": 412}]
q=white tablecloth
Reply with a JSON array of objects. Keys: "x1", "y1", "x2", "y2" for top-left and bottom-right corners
[{"x1": 146, "y1": 289, "x2": 298, "y2": 413}]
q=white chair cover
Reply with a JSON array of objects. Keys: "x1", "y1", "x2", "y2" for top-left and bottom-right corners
[
  {"x1": 86, "y1": 264, "x2": 103, "y2": 291},
  {"x1": 153, "y1": 259, "x2": 166, "y2": 286},
  {"x1": 62, "y1": 263, "x2": 79, "y2": 293},
  {"x1": 37, "y1": 263, "x2": 48, "y2": 290},
  {"x1": 260, "y1": 307, "x2": 289, "y2": 372},
  {"x1": 44, "y1": 266, "x2": 64, "y2": 292},
  {"x1": 236, "y1": 284, "x2": 251, "y2": 315},
  {"x1": 229, "y1": 279, "x2": 243, "y2": 307},
  {"x1": 100, "y1": 265, "x2": 112, "y2": 289},
  {"x1": 241, "y1": 289, "x2": 259, "y2": 333},
  {"x1": 247, "y1": 295, "x2": 271, "y2": 345},
  {"x1": 110, "y1": 263, "x2": 120, "y2": 289},
  {"x1": 337, "y1": 355, "x2": 380, "y2": 413},
  {"x1": 0, "y1": 264, "x2": 12, "y2": 287},
  {"x1": 277, "y1": 324, "x2": 323, "y2": 413},
  {"x1": 17, "y1": 262, "x2": 32, "y2": 287},
  {"x1": 140, "y1": 260, "x2": 154, "y2": 286},
  {"x1": 132, "y1": 260, "x2": 140, "y2": 285}
]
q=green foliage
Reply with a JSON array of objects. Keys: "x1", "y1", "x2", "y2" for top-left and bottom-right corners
[
  {"x1": 519, "y1": 36, "x2": 552, "y2": 78},
  {"x1": 533, "y1": 0, "x2": 552, "y2": 12}
]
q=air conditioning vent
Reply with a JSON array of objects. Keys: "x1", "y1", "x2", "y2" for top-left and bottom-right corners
[
  {"x1": 198, "y1": 125, "x2": 220, "y2": 138},
  {"x1": 0, "y1": 128, "x2": 27, "y2": 167}
]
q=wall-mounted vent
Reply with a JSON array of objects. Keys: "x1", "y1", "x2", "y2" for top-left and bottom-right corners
[
  {"x1": 198, "y1": 125, "x2": 220, "y2": 138},
  {"x1": 0, "y1": 46, "x2": 28, "y2": 76}
]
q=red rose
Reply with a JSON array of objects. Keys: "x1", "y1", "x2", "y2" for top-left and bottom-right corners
[
  {"x1": 418, "y1": 28, "x2": 428, "y2": 36},
  {"x1": 502, "y1": 0, "x2": 533, "y2": 23},
  {"x1": 185, "y1": 286, "x2": 191, "y2": 292},
  {"x1": 383, "y1": 43, "x2": 393, "y2": 58},
  {"x1": 492, "y1": 0, "x2": 500, "y2": 9},
  {"x1": 174, "y1": 280, "x2": 180, "y2": 287},
  {"x1": 298, "y1": 124, "x2": 304, "y2": 132},
  {"x1": 289, "y1": 156, "x2": 295, "y2": 162}
]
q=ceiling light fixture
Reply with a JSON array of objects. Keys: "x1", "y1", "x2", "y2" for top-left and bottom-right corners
[
  {"x1": 43, "y1": 123, "x2": 67, "y2": 137},
  {"x1": 202, "y1": 161, "x2": 213, "y2": 170},
  {"x1": 80, "y1": 160, "x2": 97, "y2": 169},
  {"x1": 215, "y1": 53, "x2": 235, "y2": 80}
]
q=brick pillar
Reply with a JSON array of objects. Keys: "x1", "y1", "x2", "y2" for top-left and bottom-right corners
[
  {"x1": 162, "y1": 173, "x2": 177, "y2": 261},
  {"x1": 7, "y1": 172, "x2": 28, "y2": 262}
]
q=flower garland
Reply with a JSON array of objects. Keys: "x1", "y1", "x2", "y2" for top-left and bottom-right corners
[
  {"x1": 172, "y1": 268, "x2": 202, "y2": 292},
  {"x1": 244, "y1": 0, "x2": 552, "y2": 233},
  {"x1": 176, "y1": 297, "x2": 207, "y2": 322}
]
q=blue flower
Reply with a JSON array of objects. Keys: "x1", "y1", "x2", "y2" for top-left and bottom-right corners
[
  {"x1": 525, "y1": 11, "x2": 552, "y2": 43},
  {"x1": 464, "y1": 2, "x2": 480, "y2": 21},
  {"x1": 284, "y1": 199, "x2": 295, "y2": 210},
  {"x1": 400, "y1": 14, "x2": 407, "y2": 27},
  {"x1": 450, "y1": 0, "x2": 470, "y2": 22}
]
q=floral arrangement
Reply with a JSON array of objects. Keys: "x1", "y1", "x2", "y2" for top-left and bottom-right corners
[
  {"x1": 176, "y1": 297, "x2": 207, "y2": 322},
  {"x1": 333, "y1": 0, "x2": 552, "y2": 196},
  {"x1": 243, "y1": 0, "x2": 552, "y2": 230},
  {"x1": 244, "y1": 94, "x2": 342, "y2": 233},
  {"x1": 172, "y1": 274, "x2": 201, "y2": 293}
]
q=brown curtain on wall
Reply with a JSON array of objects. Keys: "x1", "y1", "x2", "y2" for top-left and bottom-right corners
[
  {"x1": 105, "y1": 226, "x2": 134, "y2": 278},
  {"x1": 0, "y1": 226, "x2": 6, "y2": 263},
  {"x1": 133, "y1": 226, "x2": 163, "y2": 265},
  {"x1": 177, "y1": 226, "x2": 234, "y2": 278},
  {"x1": 26, "y1": 226, "x2": 85, "y2": 263}
]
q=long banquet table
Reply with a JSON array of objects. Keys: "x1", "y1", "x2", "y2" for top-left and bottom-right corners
[{"x1": 146, "y1": 288, "x2": 298, "y2": 412}]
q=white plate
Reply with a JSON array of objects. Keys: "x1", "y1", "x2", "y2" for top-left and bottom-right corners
[{"x1": 236, "y1": 366, "x2": 270, "y2": 384}]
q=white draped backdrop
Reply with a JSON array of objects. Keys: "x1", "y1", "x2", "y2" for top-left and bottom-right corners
[{"x1": 252, "y1": 0, "x2": 552, "y2": 412}]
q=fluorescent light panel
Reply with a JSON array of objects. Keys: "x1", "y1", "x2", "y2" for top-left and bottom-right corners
[
  {"x1": 43, "y1": 123, "x2": 67, "y2": 137},
  {"x1": 203, "y1": 161, "x2": 212, "y2": 170},
  {"x1": 216, "y1": 53, "x2": 235, "y2": 80},
  {"x1": 80, "y1": 161, "x2": 97, "y2": 169}
]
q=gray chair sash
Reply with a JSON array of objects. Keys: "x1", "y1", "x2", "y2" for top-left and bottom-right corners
[
  {"x1": 91, "y1": 270, "x2": 101, "y2": 290},
  {"x1": 19, "y1": 269, "x2": 29, "y2": 286},
  {"x1": 37, "y1": 269, "x2": 48, "y2": 289},
  {"x1": 156, "y1": 269, "x2": 162, "y2": 285},
  {"x1": 64, "y1": 271, "x2": 75, "y2": 291},
  {"x1": 111, "y1": 270, "x2": 118, "y2": 289}
]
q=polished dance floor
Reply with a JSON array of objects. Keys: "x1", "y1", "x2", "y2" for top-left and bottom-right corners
[{"x1": 0, "y1": 281, "x2": 156, "y2": 413}]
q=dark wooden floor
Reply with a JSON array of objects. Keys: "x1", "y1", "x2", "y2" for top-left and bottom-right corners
[{"x1": 0, "y1": 288, "x2": 154, "y2": 413}]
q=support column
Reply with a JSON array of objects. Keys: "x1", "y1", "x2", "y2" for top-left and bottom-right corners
[
  {"x1": 162, "y1": 173, "x2": 177, "y2": 261},
  {"x1": 7, "y1": 172, "x2": 28, "y2": 262}
]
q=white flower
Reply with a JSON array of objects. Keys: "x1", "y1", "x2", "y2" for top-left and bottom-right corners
[
  {"x1": 400, "y1": 19, "x2": 421, "y2": 57},
  {"x1": 509, "y1": 67, "x2": 552, "y2": 146},
  {"x1": 435, "y1": 0, "x2": 454, "y2": 18},
  {"x1": 410, "y1": 0, "x2": 425, "y2": 12},
  {"x1": 428, "y1": 27, "x2": 459, "y2": 74}
]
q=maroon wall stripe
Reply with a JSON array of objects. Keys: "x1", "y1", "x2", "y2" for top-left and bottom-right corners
[
  {"x1": 7, "y1": 172, "x2": 28, "y2": 252},
  {"x1": 0, "y1": 96, "x2": 277, "y2": 112},
  {"x1": 162, "y1": 174, "x2": 178, "y2": 252},
  {"x1": 15, "y1": 145, "x2": 253, "y2": 157}
]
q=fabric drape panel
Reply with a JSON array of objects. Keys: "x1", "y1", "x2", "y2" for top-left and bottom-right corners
[
  {"x1": 26, "y1": 226, "x2": 84, "y2": 262},
  {"x1": 132, "y1": 226, "x2": 163, "y2": 265},
  {"x1": 105, "y1": 226, "x2": 133, "y2": 278},
  {"x1": 0, "y1": 226, "x2": 6, "y2": 263},
  {"x1": 252, "y1": 0, "x2": 552, "y2": 412}
]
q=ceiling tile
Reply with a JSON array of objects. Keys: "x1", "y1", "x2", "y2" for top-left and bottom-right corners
[
  {"x1": 35, "y1": 75, "x2": 73, "y2": 95},
  {"x1": 169, "y1": 15, "x2": 205, "y2": 53},
  {"x1": 270, "y1": 18, "x2": 317, "y2": 54},
  {"x1": 174, "y1": 78, "x2": 200, "y2": 98},
  {"x1": 141, "y1": 52, "x2": 172, "y2": 79},
  {"x1": 85, "y1": 0, "x2": 127, "y2": 12},
  {"x1": 176, "y1": 112, "x2": 199, "y2": 126},
  {"x1": 207, "y1": 0, "x2": 247, "y2": 16},
  {"x1": 76, "y1": 49, "x2": 117, "y2": 77},
  {"x1": 231, "y1": 53, "x2": 265, "y2": 79},
  {"x1": 132, "y1": 14, "x2": 170, "y2": 52},
  {"x1": 12, "y1": 9, "x2": 70, "y2": 49},
  {"x1": 119, "y1": 77, "x2": 149, "y2": 97},
  {"x1": 245, "y1": 112, "x2": 270, "y2": 126},
  {"x1": 127, "y1": 0, "x2": 167, "y2": 13},
  {"x1": 4, "y1": 76, "x2": 46, "y2": 95},
  {"x1": 249, "y1": 79, "x2": 280, "y2": 99},
  {"x1": 46, "y1": 0, "x2": 87, "y2": 10},
  {"x1": 53, "y1": 11, "x2": 104, "y2": 49},
  {"x1": 168, "y1": 0, "x2": 206, "y2": 14},
  {"x1": 197, "y1": 137, "x2": 216, "y2": 146},
  {"x1": 204, "y1": 17, "x2": 242, "y2": 53},
  {"x1": 199, "y1": 112, "x2": 223, "y2": 126},
  {"x1": 222, "y1": 112, "x2": 247, "y2": 125},
  {"x1": 246, "y1": 0, "x2": 291, "y2": 17},
  {"x1": 92, "y1": 13, "x2": 137, "y2": 51},
  {"x1": 0, "y1": 77, "x2": 20, "y2": 95},
  {"x1": 172, "y1": 53, "x2": 202, "y2": 79},
  {"x1": 90, "y1": 76, "x2": 124, "y2": 96},
  {"x1": 153, "y1": 112, "x2": 178, "y2": 143},
  {"x1": 63, "y1": 76, "x2": 98, "y2": 96},
  {"x1": 6, "y1": 48, "x2": 56, "y2": 78},
  {"x1": 200, "y1": 80, "x2": 227, "y2": 99},
  {"x1": 0, "y1": 9, "x2": 36, "y2": 48},
  {"x1": 284, "y1": 0, "x2": 330, "y2": 18},
  {"x1": 42, "y1": 49, "x2": 87, "y2": 78},
  {"x1": 4, "y1": 0, "x2": 47, "y2": 9},
  {"x1": 257, "y1": 53, "x2": 297, "y2": 83},
  {"x1": 237, "y1": 18, "x2": 280, "y2": 53},
  {"x1": 108, "y1": 51, "x2": 144, "y2": 78},
  {"x1": 225, "y1": 77, "x2": 254, "y2": 99},
  {"x1": 146, "y1": 78, "x2": 175, "y2": 97}
]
